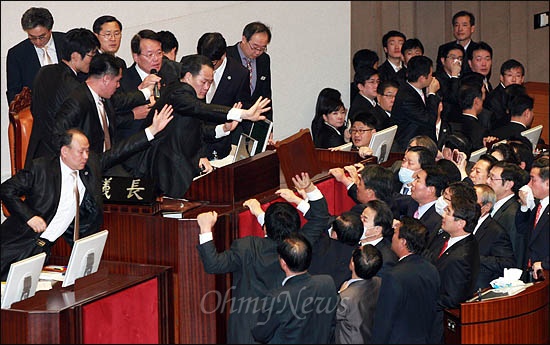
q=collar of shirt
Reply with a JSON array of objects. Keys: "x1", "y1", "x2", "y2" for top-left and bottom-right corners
[
  {"x1": 360, "y1": 236, "x2": 383, "y2": 247},
  {"x1": 282, "y1": 273, "x2": 305, "y2": 286},
  {"x1": 539, "y1": 196, "x2": 549, "y2": 212},
  {"x1": 33, "y1": 36, "x2": 57, "y2": 63},
  {"x1": 388, "y1": 59, "x2": 403, "y2": 72},
  {"x1": 87, "y1": 85, "x2": 102, "y2": 105},
  {"x1": 491, "y1": 193, "x2": 515, "y2": 217},
  {"x1": 213, "y1": 56, "x2": 227, "y2": 85},
  {"x1": 236, "y1": 43, "x2": 253, "y2": 65},
  {"x1": 407, "y1": 81, "x2": 425, "y2": 100},
  {"x1": 459, "y1": 39, "x2": 472, "y2": 51},
  {"x1": 473, "y1": 213, "x2": 490, "y2": 235},
  {"x1": 59, "y1": 157, "x2": 83, "y2": 196},
  {"x1": 323, "y1": 121, "x2": 343, "y2": 135},
  {"x1": 462, "y1": 113, "x2": 479, "y2": 120},
  {"x1": 135, "y1": 64, "x2": 150, "y2": 81},
  {"x1": 510, "y1": 120, "x2": 527, "y2": 129},
  {"x1": 360, "y1": 93, "x2": 377, "y2": 107},
  {"x1": 447, "y1": 233, "x2": 471, "y2": 251},
  {"x1": 418, "y1": 200, "x2": 437, "y2": 218}
]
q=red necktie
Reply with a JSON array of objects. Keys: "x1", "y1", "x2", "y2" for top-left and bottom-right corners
[
  {"x1": 438, "y1": 239, "x2": 449, "y2": 258},
  {"x1": 534, "y1": 203, "x2": 542, "y2": 227}
]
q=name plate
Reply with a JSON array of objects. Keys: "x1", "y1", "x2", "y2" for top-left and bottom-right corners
[{"x1": 101, "y1": 176, "x2": 156, "y2": 205}]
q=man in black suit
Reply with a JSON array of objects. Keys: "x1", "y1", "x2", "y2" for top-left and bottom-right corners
[
  {"x1": 26, "y1": 28, "x2": 100, "y2": 165},
  {"x1": 197, "y1": 32, "x2": 252, "y2": 159},
  {"x1": 392, "y1": 55, "x2": 441, "y2": 152},
  {"x1": 456, "y1": 83, "x2": 492, "y2": 151},
  {"x1": 473, "y1": 184, "x2": 516, "y2": 289},
  {"x1": 395, "y1": 38, "x2": 425, "y2": 87},
  {"x1": 370, "y1": 79, "x2": 399, "y2": 130},
  {"x1": 372, "y1": 217, "x2": 441, "y2": 344},
  {"x1": 434, "y1": 43, "x2": 464, "y2": 124},
  {"x1": 348, "y1": 67, "x2": 378, "y2": 121},
  {"x1": 6, "y1": 7, "x2": 66, "y2": 103},
  {"x1": 517, "y1": 157, "x2": 549, "y2": 280},
  {"x1": 196, "y1": 173, "x2": 330, "y2": 344},
  {"x1": 251, "y1": 232, "x2": 338, "y2": 344},
  {"x1": 466, "y1": 41, "x2": 494, "y2": 92},
  {"x1": 491, "y1": 93, "x2": 535, "y2": 145},
  {"x1": 350, "y1": 48, "x2": 379, "y2": 104},
  {"x1": 92, "y1": 15, "x2": 127, "y2": 69},
  {"x1": 227, "y1": 21, "x2": 273, "y2": 144},
  {"x1": 0, "y1": 108, "x2": 173, "y2": 280},
  {"x1": 436, "y1": 10, "x2": 477, "y2": 75},
  {"x1": 377, "y1": 30, "x2": 406, "y2": 83}
]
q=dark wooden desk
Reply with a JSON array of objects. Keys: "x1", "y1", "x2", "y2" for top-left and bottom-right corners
[
  {"x1": 1, "y1": 260, "x2": 172, "y2": 344},
  {"x1": 444, "y1": 278, "x2": 549, "y2": 344}
]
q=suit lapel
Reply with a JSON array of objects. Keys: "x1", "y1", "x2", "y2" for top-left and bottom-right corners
[{"x1": 531, "y1": 205, "x2": 549, "y2": 244}]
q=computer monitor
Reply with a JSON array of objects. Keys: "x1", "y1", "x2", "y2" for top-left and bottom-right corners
[
  {"x1": 1, "y1": 252, "x2": 46, "y2": 309},
  {"x1": 233, "y1": 133, "x2": 258, "y2": 163},
  {"x1": 521, "y1": 125, "x2": 543, "y2": 152},
  {"x1": 368, "y1": 125, "x2": 398, "y2": 163},
  {"x1": 62, "y1": 230, "x2": 109, "y2": 287},
  {"x1": 249, "y1": 119, "x2": 273, "y2": 156}
]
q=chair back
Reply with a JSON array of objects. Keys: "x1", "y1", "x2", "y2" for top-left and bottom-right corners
[{"x1": 8, "y1": 86, "x2": 33, "y2": 175}]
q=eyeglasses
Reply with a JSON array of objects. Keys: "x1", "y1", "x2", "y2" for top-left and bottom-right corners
[
  {"x1": 140, "y1": 50, "x2": 163, "y2": 60},
  {"x1": 28, "y1": 34, "x2": 48, "y2": 42},
  {"x1": 247, "y1": 41, "x2": 267, "y2": 53},
  {"x1": 446, "y1": 55, "x2": 463, "y2": 61},
  {"x1": 350, "y1": 128, "x2": 374, "y2": 135},
  {"x1": 98, "y1": 31, "x2": 121, "y2": 39},
  {"x1": 487, "y1": 174, "x2": 505, "y2": 181}
]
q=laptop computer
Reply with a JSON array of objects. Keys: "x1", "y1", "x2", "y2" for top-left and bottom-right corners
[
  {"x1": 210, "y1": 133, "x2": 258, "y2": 169},
  {"x1": 521, "y1": 125, "x2": 543, "y2": 152},
  {"x1": 62, "y1": 230, "x2": 109, "y2": 287},
  {"x1": 1, "y1": 252, "x2": 46, "y2": 309},
  {"x1": 368, "y1": 125, "x2": 398, "y2": 163},
  {"x1": 249, "y1": 119, "x2": 273, "y2": 155}
]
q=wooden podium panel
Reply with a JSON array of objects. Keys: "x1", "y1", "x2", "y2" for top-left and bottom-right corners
[
  {"x1": 1, "y1": 261, "x2": 172, "y2": 344},
  {"x1": 444, "y1": 278, "x2": 549, "y2": 344},
  {"x1": 184, "y1": 150, "x2": 280, "y2": 206},
  {"x1": 525, "y1": 82, "x2": 549, "y2": 144}
]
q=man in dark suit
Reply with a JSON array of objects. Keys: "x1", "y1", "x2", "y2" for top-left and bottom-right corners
[
  {"x1": 491, "y1": 93, "x2": 534, "y2": 145},
  {"x1": 370, "y1": 79, "x2": 399, "y2": 130},
  {"x1": 197, "y1": 32, "x2": 252, "y2": 159},
  {"x1": 516, "y1": 157, "x2": 549, "y2": 280},
  {"x1": 26, "y1": 28, "x2": 100, "y2": 165},
  {"x1": 456, "y1": 83, "x2": 492, "y2": 151},
  {"x1": 377, "y1": 30, "x2": 406, "y2": 83},
  {"x1": 391, "y1": 55, "x2": 441, "y2": 152},
  {"x1": 335, "y1": 244, "x2": 382, "y2": 344},
  {"x1": 196, "y1": 174, "x2": 330, "y2": 344},
  {"x1": 226, "y1": 21, "x2": 273, "y2": 143},
  {"x1": 6, "y1": 7, "x2": 66, "y2": 103},
  {"x1": 348, "y1": 67, "x2": 378, "y2": 121},
  {"x1": 92, "y1": 15, "x2": 127, "y2": 69},
  {"x1": 372, "y1": 217, "x2": 441, "y2": 344},
  {"x1": 251, "y1": 232, "x2": 338, "y2": 344},
  {"x1": 473, "y1": 184, "x2": 516, "y2": 289},
  {"x1": 434, "y1": 43, "x2": 464, "y2": 124},
  {"x1": 467, "y1": 41, "x2": 494, "y2": 93},
  {"x1": 0, "y1": 108, "x2": 173, "y2": 280},
  {"x1": 436, "y1": 10, "x2": 476, "y2": 75}
]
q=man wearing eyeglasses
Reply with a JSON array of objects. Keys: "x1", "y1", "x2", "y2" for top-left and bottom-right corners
[
  {"x1": 349, "y1": 67, "x2": 379, "y2": 122},
  {"x1": 92, "y1": 15, "x2": 127, "y2": 69},
  {"x1": 6, "y1": 7, "x2": 67, "y2": 103},
  {"x1": 227, "y1": 21, "x2": 273, "y2": 144}
]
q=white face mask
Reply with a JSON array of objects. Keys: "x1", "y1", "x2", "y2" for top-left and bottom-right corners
[
  {"x1": 398, "y1": 167, "x2": 415, "y2": 184},
  {"x1": 360, "y1": 225, "x2": 377, "y2": 241},
  {"x1": 435, "y1": 195, "x2": 448, "y2": 216}
]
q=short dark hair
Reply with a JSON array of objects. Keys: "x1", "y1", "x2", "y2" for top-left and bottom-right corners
[
  {"x1": 364, "y1": 200, "x2": 394, "y2": 238},
  {"x1": 179, "y1": 54, "x2": 213, "y2": 78},
  {"x1": 352, "y1": 49, "x2": 379, "y2": 72},
  {"x1": 398, "y1": 216, "x2": 428, "y2": 254},
  {"x1": 532, "y1": 156, "x2": 549, "y2": 182},
  {"x1": 508, "y1": 93, "x2": 534, "y2": 117},
  {"x1": 382, "y1": 30, "x2": 406, "y2": 49},
  {"x1": 408, "y1": 135, "x2": 439, "y2": 158},
  {"x1": 424, "y1": 165, "x2": 450, "y2": 197},
  {"x1": 264, "y1": 202, "x2": 301, "y2": 242},
  {"x1": 452, "y1": 10, "x2": 475, "y2": 26},
  {"x1": 352, "y1": 112, "x2": 379, "y2": 131},
  {"x1": 401, "y1": 38, "x2": 424, "y2": 55},
  {"x1": 242, "y1": 21, "x2": 272, "y2": 43},
  {"x1": 508, "y1": 140, "x2": 534, "y2": 170},
  {"x1": 158, "y1": 30, "x2": 179, "y2": 54},
  {"x1": 21, "y1": 7, "x2": 53, "y2": 31},
  {"x1": 354, "y1": 66, "x2": 379, "y2": 87},
  {"x1": 332, "y1": 212, "x2": 363, "y2": 246},
  {"x1": 92, "y1": 15, "x2": 122, "y2": 34},
  {"x1": 458, "y1": 83, "x2": 483, "y2": 110},
  {"x1": 492, "y1": 161, "x2": 529, "y2": 196},
  {"x1": 131, "y1": 29, "x2": 160, "y2": 55},
  {"x1": 277, "y1": 232, "x2": 312, "y2": 272},
  {"x1": 352, "y1": 244, "x2": 382, "y2": 279},
  {"x1": 489, "y1": 142, "x2": 521, "y2": 165},
  {"x1": 57, "y1": 128, "x2": 86, "y2": 154},
  {"x1": 88, "y1": 53, "x2": 124, "y2": 78},
  {"x1": 360, "y1": 164, "x2": 394, "y2": 204},
  {"x1": 447, "y1": 181, "x2": 477, "y2": 204},
  {"x1": 407, "y1": 145, "x2": 436, "y2": 168},
  {"x1": 450, "y1": 193, "x2": 481, "y2": 233},
  {"x1": 443, "y1": 133, "x2": 472, "y2": 159},
  {"x1": 406, "y1": 56, "x2": 433, "y2": 83},
  {"x1": 468, "y1": 41, "x2": 493, "y2": 61},
  {"x1": 61, "y1": 28, "x2": 100, "y2": 61},
  {"x1": 377, "y1": 79, "x2": 400, "y2": 95},
  {"x1": 500, "y1": 59, "x2": 525, "y2": 76},
  {"x1": 197, "y1": 32, "x2": 226, "y2": 61},
  {"x1": 436, "y1": 159, "x2": 461, "y2": 184},
  {"x1": 441, "y1": 43, "x2": 465, "y2": 61}
]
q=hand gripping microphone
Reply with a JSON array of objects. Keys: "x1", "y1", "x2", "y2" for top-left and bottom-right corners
[{"x1": 150, "y1": 69, "x2": 160, "y2": 100}]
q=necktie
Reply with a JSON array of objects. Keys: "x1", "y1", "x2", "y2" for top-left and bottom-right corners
[
  {"x1": 72, "y1": 171, "x2": 80, "y2": 242},
  {"x1": 206, "y1": 76, "x2": 216, "y2": 104},
  {"x1": 414, "y1": 209, "x2": 420, "y2": 219},
  {"x1": 534, "y1": 203, "x2": 542, "y2": 227},
  {"x1": 402, "y1": 186, "x2": 410, "y2": 195},
  {"x1": 246, "y1": 58, "x2": 253, "y2": 94},
  {"x1": 438, "y1": 239, "x2": 449, "y2": 258},
  {"x1": 42, "y1": 45, "x2": 53, "y2": 65},
  {"x1": 98, "y1": 99, "x2": 111, "y2": 151}
]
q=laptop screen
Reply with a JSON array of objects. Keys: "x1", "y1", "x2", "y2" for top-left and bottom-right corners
[{"x1": 233, "y1": 133, "x2": 258, "y2": 163}]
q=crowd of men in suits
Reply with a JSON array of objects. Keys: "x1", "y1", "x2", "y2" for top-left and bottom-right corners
[{"x1": 2, "y1": 6, "x2": 549, "y2": 344}]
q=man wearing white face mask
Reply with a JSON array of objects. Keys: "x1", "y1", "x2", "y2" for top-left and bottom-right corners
[
  {"x1": 359, "y1": 200, "x2": 398, "y2": 278},
  {"x1": 395, "y1": 146, "x2": 436, "y2": 195}
]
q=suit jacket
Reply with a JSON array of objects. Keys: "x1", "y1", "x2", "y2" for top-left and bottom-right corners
[
  {"x1": 395, "y1": 197, "x2": 443, "y2": 244},
  {"x1": 492, "y1": 197, "x2": 526, "y2": 268},
  {"x1": 226, "y1": 42, "x2": 272, "y2": 121},
  {"x1": 457, "y1": 114, "x2": 488, "y2": 151},
  {"x1": 314, "y1": 123, "x2": 346, "y2": 149},
  {"x1": 377, "y1": 60, "x2": 400, "y2": 83},
  {"x1": 197, "y1": 196, "x2": 330, "y2": 344},
  {"x1": 434, "y1": 70, "x2": 461, "y2": 123},
  {"x1": 369, "y1": 105, "x2": 394, "y2": 131},
  {"x1": 309, "y1": 232, "x2": 356, "y2": 289},
  {"x1": 483, "y1": 83, "x2": 509, "y2": 129},
  {"x1": 392, "y1": 82, "x2": 441, "y2": 152},
  {"x1": 348, "y1": 94, "x2": 375, "y2": 122},
  {"x1": 372, "y1": 253, "x2": 441, "y2": 344},
  {"x1": 373, "y1": 237, "x2": 399, "y2": 277},
  {"x1": 6, "y1": 31, "x2": 66, "y2": 103},
  {"x1": 55, "y1": 84, "x2": 118, "y2": 155},
  {"x1": 436, "y1": 40, "x2": 474, "y2": 75},
  {"x1": 27, "y1": 62, "x2": 82, "y2": 163},
  {"x1": 0, "y1": 130, "x2": 151, "y2": 279},
  {"x1": 205, "y1": 56, "x2": 252, "y2": 159},
  {"x1": 474, "y1": 216, "x2": 516, "y2": 289},
  {"x1": 436, "y1": 234, "x2": 480, "y2": 309},
  {"x1": 516, "y1": 203, "x2": 549, "y2": 270},
  {"x1": 334, "y1": 277, "x2": 381, "y2": 344},
  {"x1": 490, "y1": 121, "x2": 527, "y2": 143}
]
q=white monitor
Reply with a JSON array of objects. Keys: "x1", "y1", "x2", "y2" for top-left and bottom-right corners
[
  {"x1": 368, "y1": 125, "x2": 398, "y2": 163},
  {"x1": 249, "y1": 119, "x2": 273, "y2": 155},
  {"x1": 62, "y1": 230, "x2": 109, "y2": 288},
  {"x1": 1, "y1": 252, "x2": 46, "y2": 309},
  {"x1": 521, "y1": 125, "x2": 543, "y2": 152},
  {"x1": 233, "y1": 133, "x2": 258, "y2": 163},
  {"x1": 469, "y1": 147, "x2": 487, "y2": 162}
]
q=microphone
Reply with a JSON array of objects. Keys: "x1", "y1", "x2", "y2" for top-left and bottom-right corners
[{"x1": 150, "y1": 69, "x2": 160, "y2": 100}]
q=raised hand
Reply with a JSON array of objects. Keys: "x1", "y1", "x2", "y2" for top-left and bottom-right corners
[{"x1": 148, "y1": 104, "x2": 174, "y2": 135}]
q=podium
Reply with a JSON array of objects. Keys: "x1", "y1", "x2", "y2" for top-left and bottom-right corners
[
  {"x1": 1, "y1": 261, "x2": 172, "y2": 344},
  {"x1": 444, "y1": 278, "x2": 549, "y2": 344}
]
